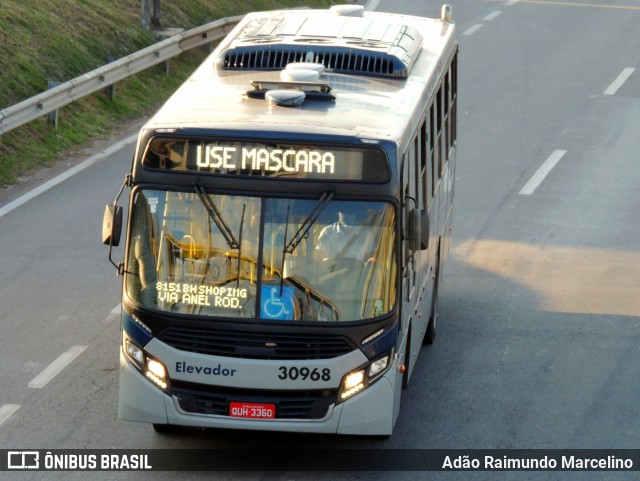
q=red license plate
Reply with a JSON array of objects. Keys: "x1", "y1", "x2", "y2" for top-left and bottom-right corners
[{"x1": 229, "y1": 402, "x2": 276, "y2": 419}]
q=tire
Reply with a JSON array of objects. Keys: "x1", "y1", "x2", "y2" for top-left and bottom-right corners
[
  {"x1": 424, "y1": 288, "x2": 437, "y2": 345},
  {"x1": 424, "y1": 249, "x2": 440, "y2": 345}
]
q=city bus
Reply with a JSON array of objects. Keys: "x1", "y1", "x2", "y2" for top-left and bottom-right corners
[{"x1": 103, "y1": 3, "x2": 458, "y2": 436}]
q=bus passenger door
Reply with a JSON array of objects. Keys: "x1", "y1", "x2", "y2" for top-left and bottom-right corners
[{"x1": 401, "y1": 145, "x2": 423, "y2": 385}]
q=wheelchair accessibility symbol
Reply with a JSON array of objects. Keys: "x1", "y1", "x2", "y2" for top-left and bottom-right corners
[{"x1": 260, "y1": 286, "x2": 294, "y2": 320}]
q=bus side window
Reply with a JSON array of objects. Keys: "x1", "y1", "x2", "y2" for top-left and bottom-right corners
[
  {"x1": 451, "y1": 51, "x2": 458, "y2": 150},
  {"x1": 420, "y1": 117, "x2": 428, "y2": 208},
  {"x1": 429, "y1": 102, "x2": 436, "y2": 197},
  {"x1": 436, "y1": 85, "x2": 443, "y2": 179},
  {"x1": 444, "y1": 74, "x2": 450, "y2": 156},
  {"x1": 414, "y1": 134, "x2": 421, "y2": 210}
]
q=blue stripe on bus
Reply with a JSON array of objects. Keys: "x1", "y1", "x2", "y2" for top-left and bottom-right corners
[
  {"x1": 361, "y1": 322, "x2": 398, "y2": 360},
  {"x1": 122, "y1": 312, "x2": 153, "y2": 347}
]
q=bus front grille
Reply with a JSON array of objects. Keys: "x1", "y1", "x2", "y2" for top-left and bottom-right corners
[
  {"x1": 158, "y1": 327, "x2": 355, "y2": 360},
  {"x1": 172, "y1": 381, "x2": 336, "y2": 420}
]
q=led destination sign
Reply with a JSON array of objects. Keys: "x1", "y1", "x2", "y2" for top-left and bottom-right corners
[
  {"x1": 197, "y1": 145, "x2": 335, "y2": 174},
  {"x1": 143, "y1": 138, "x2": 390, "y2": 182}
]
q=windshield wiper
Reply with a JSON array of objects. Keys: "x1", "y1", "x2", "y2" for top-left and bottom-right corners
[
  {"x1": 195, "y1": 184, "x2": 240, "y2": 250},
  {"x1": 283, "y1": 189, "x2": 334, "y2": 254},
  {"x1": 279, "y1": 190, "x2": 333, "y2": 295}
]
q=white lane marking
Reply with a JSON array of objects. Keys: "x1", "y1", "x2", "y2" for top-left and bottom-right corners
[
  {"x1": 0, "y1": 134, "x2": 137, "y2": 219},
  {"x1": 23, "y1": 361, "x2": 41, "y2": 374},
  {"x1": 0, "y1": 404, "x2": 20, "y2": 427},
  {"x1": 484, "y1": 10, "x2": 503, "y2": 21},
  {"x1": 519, "y1": 150, "x2": 568, "y2": 195},
  {"x1": 365, "y1": 0, "x2": 381, "y2": 11},
  {"x1": 506, "y1": 0, "x2": 520, "y2": 5},
  {"x1": 103, "y1": 304, "x2": 121, "y2": 324},
  {"x1": 604, "y1": 68, "x2": 635, "y2": 96},
  {"x1": 463, "y1": 24, "x2": 484, "y2": 36},
  {"x1": 28, "y1": 345, "x2": 88, "y2": 389}
]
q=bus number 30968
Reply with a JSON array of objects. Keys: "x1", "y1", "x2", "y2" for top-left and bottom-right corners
[{"x1": 278, "y1": 366, "x2": 331, "y2": 382}]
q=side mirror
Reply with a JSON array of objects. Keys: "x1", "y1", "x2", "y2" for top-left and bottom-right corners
[
  {"x1": 102, "y1": 203, "x2": 123, "y2": 247},
  {"x1": 409, "y1": 208, "x2": 430, "y2": 251}
]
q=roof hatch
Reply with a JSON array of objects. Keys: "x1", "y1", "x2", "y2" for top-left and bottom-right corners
[{"x1": 221, "y1": 9, "x2": 424, "y2": 78}]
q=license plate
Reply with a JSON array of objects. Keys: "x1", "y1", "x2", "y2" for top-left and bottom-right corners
[{"x1": 229, "y1": 402, "x2": 276, "y2": 419}]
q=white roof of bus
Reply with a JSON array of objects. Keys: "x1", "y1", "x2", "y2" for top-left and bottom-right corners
[{"x1": 146, "y1": 8, "x2": 456, "y2": 142}]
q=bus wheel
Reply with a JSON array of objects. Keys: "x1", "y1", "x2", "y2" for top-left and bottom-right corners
[
  {"x1": 153, "y1": 423, "x2": 182, "y2": 434},
  {"x1": 424, "y1": 253, "x2": 440, "y2": 345},
  {"x1": 424, "y1": 290, "x2": 437, "y2": 345}
]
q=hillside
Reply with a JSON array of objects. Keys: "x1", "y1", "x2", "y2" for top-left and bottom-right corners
[{"x1": 0, "y1": 0, "x2": 334, "y2": 187}]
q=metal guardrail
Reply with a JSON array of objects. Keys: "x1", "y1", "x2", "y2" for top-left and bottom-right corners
[{"x1": 0, "y1": 15, "x2": 243, "y2": 136}]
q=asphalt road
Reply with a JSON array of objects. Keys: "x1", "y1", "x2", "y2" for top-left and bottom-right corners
[{"x1": 1, "y1": 0, "x2": 639, "y2": 479}]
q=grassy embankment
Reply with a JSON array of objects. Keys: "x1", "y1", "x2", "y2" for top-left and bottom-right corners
[{"x1": 0, "y1": 0, "x2": 335, "y2": 188}]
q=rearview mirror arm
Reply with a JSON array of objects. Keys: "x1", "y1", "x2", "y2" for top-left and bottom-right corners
[{"x1": 107, "y1": 174, "x2": 131, "y2": 276}]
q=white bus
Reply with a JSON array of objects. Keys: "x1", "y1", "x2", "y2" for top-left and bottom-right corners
[{"x1": 103, "y1": 4, "x2": 458, "y2": 436}]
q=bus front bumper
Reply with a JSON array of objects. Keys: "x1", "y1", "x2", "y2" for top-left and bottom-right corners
[{"x1": 118, "y1": 351, "x2": 397, "y2": 436}]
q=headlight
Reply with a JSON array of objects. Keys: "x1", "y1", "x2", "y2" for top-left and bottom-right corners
[
  {"x1": 124, "y1": 337, "x2": 144, "y2": 369},
  {"x1": 368, "y1": 356, "x2": 389, "y2": 377},
  {"x1": 123, "y1": 333, "x2": 170, "y2": 392},
  {"x1": 145, "y1": 357, "x2": 169, "y2": 391},
  {"x1": 337, "y1": 352, "x2": 392, "y2": 403}
]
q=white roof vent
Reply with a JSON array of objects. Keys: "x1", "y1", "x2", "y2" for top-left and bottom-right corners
[
  {"x1": 223, "y1": 10, "x2": 423, "y2": 78},
  {"x1": 265, "y1": 89, "x2": 306, "y2": 107},
  {"x1": 280, "y1": 68, "x2": 320, "y2": 82},
  {"x1": 286, "y1": 62, "x2": 326, "y2": 75},
  {"x1": 329, "y1": 5, "x2": 365, "y2": 17}
]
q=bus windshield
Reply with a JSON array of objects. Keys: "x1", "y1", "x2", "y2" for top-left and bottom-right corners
[{"x1": 126, "y1": 189, "x2": 397, "y2": 322}]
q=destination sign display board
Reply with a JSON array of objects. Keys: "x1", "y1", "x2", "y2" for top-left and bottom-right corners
[{"x1": 143, "y1": 138, "x2": 390, "y2": 182}]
